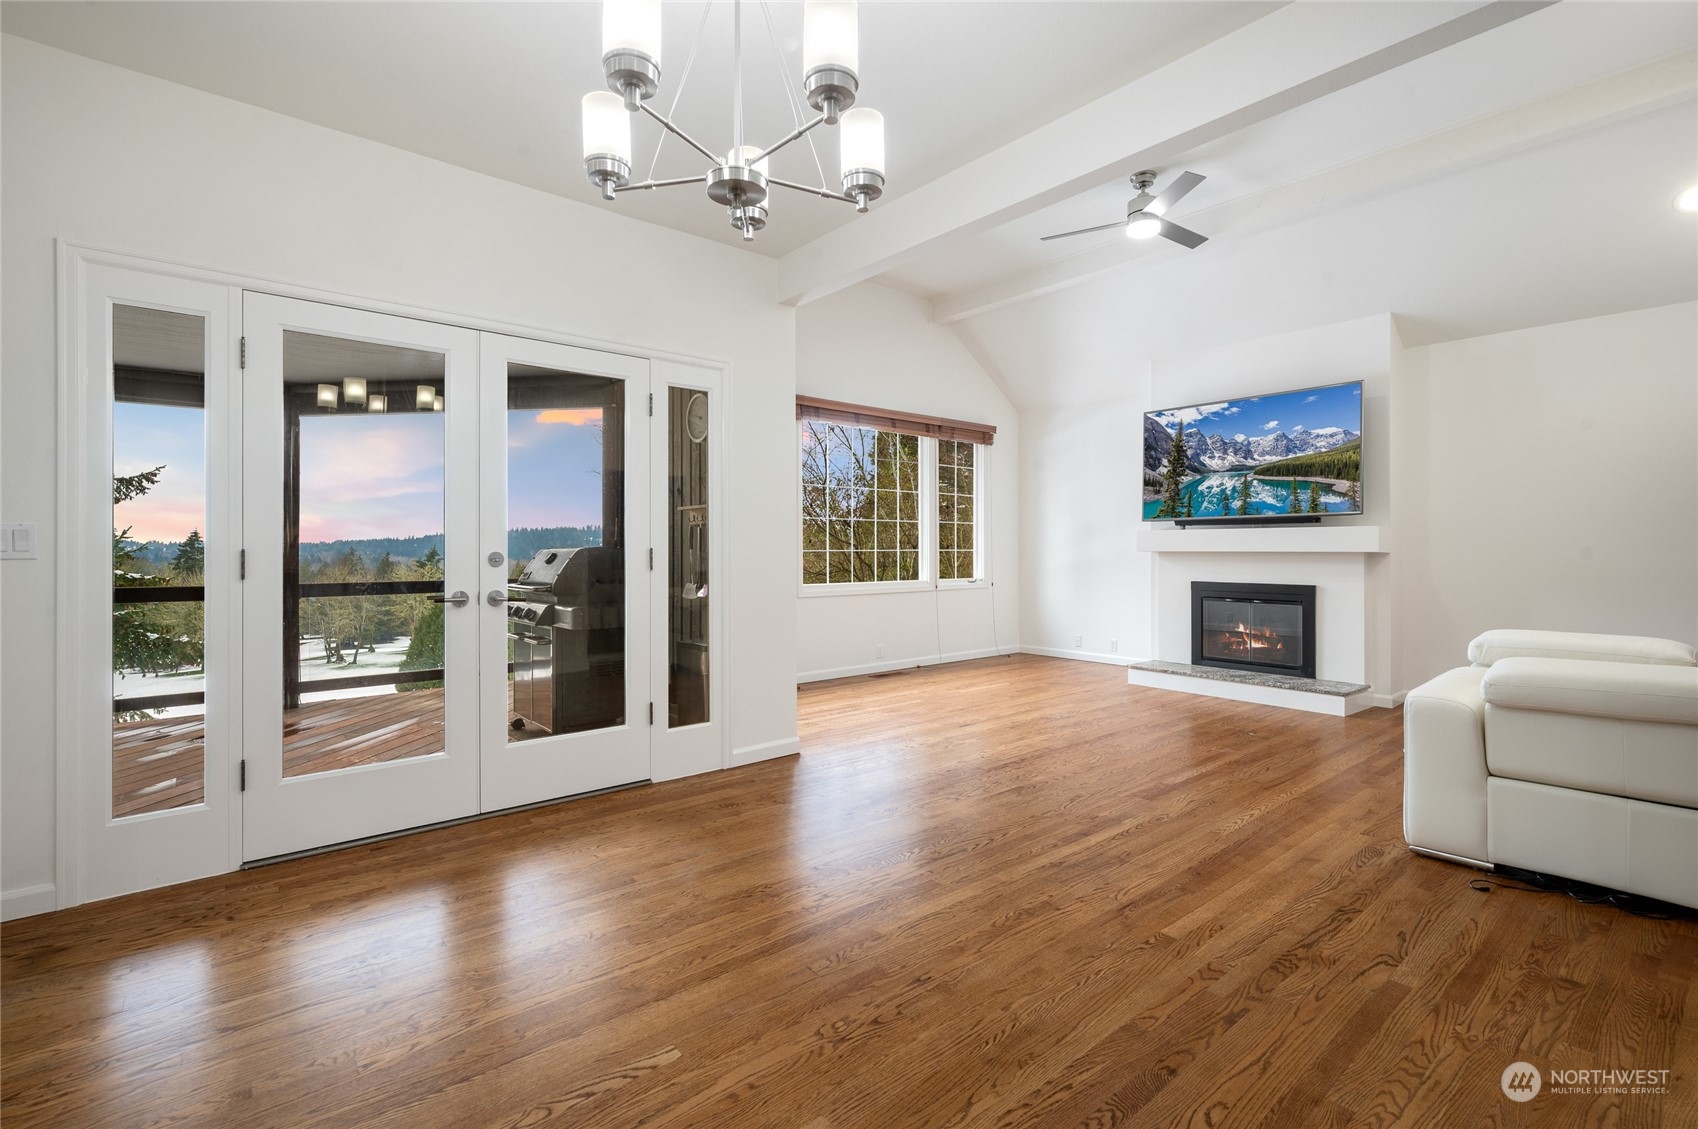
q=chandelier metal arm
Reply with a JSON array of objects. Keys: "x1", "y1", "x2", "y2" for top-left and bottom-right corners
[
  {"x1": 635, "y1": 102, "x2": 720, "y2": 164},
  {"x1": 748, "y1": 113, "x2": 828, "y2": 167},
  {"x1": 614, "y1": 176, "x2": 712, "y2": 194},
  {"x1": 767, "y1": 176, "x2": 857, "y2": 205}
]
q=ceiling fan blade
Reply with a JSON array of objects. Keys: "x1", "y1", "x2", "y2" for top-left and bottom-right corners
[
  {"x1": 1146, "y1": 171, "x2": 1205, "y2": 217},
  {"x1": 1158, "y1": 219, "x2": 1208, "y2": 249},
  {"x1": 1039, "y1": 220, "x2": 1128, "y2": 242}
]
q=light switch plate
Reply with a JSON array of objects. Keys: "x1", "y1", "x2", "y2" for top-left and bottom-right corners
[{"x1": 1, "y1": 523, "x2": 38, "y2": 560}]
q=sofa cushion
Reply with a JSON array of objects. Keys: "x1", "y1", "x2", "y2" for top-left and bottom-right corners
[
  {"x1": 1482, "y1": 658, "x2": 1698, "y2": 725},
  {"x1": 1468, "y1": 628, "x2": 1697, "y2": 667},
  {"x1": 1485, "y1": 706, "x2": 1698, "y2": 808}
]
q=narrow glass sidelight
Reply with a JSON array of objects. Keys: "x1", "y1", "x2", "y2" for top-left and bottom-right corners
[
  {"x1": 505, "y1": 365, "x2": 626, "y2": 741},
  {"x1": 668, "y1": 387, "x2": 710, "y2": 727},
  {"x1": 280, "y1": 331, "x2": 448, "y2": 778},
  {"x1": 111, "y1": 305, "x2": 208, "y2": 817}
]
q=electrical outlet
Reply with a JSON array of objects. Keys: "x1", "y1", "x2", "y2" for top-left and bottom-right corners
[
  {"x1": 875, "y1": 643, "x2": 884, "y2": 659},
  {"x1": 1109, "y1": 638, "x2": 1118, "y2": 653},
  {"x1": 1073, "y1": 635, "x2": 1083, "y2": 648}
]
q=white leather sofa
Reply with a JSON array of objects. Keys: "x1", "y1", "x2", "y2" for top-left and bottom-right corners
[{"x1": 1404, "y1": 629, "x2": 1698, "y2": 909}]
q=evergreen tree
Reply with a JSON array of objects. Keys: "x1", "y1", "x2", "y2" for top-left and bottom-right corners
[
  {"x1": 1237, "y1": 474, "x2": 1253, "y2": 516},
  {"x1": 170, "y1": 529, "x2": 205, "y2": 576},
  {"x1": 1287, "y1": 480, "x2": 1301, "y2": 514},
  {"x1": 1307, "y1": 481, "x2": 1324, "y2": 513},
  {"x1": 1155, "y1": 423, "x2": 1189, "y2": 519}
]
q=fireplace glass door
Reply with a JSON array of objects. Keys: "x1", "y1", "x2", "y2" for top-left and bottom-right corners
[{"x1": 1199, "y1": 598, "x2": 1305, "y2": 673}]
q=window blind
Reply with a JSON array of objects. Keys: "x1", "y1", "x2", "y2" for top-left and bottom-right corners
[{"x1": 795, "y1": 395, "x2": 996, "y2": 447}]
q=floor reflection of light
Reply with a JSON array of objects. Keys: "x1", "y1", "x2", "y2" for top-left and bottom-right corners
[{"x1": 98, "y1": 938, "x2": 212, "y2": 1082}]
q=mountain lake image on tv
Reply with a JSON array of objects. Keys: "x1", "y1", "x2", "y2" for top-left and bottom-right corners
[{"x1": 1144, "y1": 381, "x2": 1363, "y2": 521}]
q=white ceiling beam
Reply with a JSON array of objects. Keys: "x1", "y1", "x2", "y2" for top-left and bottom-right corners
[
  {"x1": 773, "y1": 1, "x2": 1553, "y2": 307},
  {"x1": 929, "y1": 48, "x2": 1698, "y2": 326}
]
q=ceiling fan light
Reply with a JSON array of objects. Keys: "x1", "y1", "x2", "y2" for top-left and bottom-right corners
[
  {"x1": 316, "y1": 384, "x2": 338, "y2": 409},
  {"x1": 1126, "y1": 212, "x2": 1162, "y2": 240},
  {"x1": 416, "y1": 384, "x2": 437, "y2": 410},
  {"x1": 342, "y1": 376, "x2": 366, "y2": 404},
  {"x1": 433, "y1": 394, "x2": 444, "y2": 412},
  {"x1": 367, "y1": 393, "x2": 387, "y2": 414},
  {"x1": 1676, "y1": 185, "x2": 1698, "y2": 213}
]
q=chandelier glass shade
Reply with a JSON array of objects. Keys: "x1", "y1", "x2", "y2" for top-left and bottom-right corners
[{"x1": 583, "y1": 0, "x2": 887, "y2": 241}]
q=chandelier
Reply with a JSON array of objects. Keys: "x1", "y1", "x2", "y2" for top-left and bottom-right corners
[{"x1": 581, "y1": 0, "x2": 886, "y2": 242}]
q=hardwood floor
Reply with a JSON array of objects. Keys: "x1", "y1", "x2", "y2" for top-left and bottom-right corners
[{"x1": 5, "y1": 655, "x2": 1694, "y2": 1127}]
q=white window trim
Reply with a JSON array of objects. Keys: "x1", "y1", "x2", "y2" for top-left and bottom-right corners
[{"x1": 797, "y1": 427, "x2": 989, "y2": 597}]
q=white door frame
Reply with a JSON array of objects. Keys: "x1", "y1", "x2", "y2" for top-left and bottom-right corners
[
  {"x1": 650, "y1": 359, "x2": 729, "y2": 781},
  {"x1": 478, "y1": 332, "x2": 652, "y2": 812},
  {"x1": 52, "y1": 241, "x2": 732, "y2": 911},
  {"x1": 56, "y1": 259, "x2": 242, "y2": 905},
  {"x1": 241, "y1": 294, "x2": 482, "y2": 862}
]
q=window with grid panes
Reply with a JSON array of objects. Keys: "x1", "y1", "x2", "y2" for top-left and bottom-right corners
[
  {"x1": 937, "y1": 439, "x2": 978, "y2": 580},
  {"x1": 800, "y1": 421, "x2": 920, "y2": 585}
]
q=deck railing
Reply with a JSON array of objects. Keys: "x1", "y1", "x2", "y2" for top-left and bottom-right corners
[{"x1": 112, "y1": 581, "x2": 448, "y2": 712}]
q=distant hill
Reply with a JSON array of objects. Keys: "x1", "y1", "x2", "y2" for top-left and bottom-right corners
[{"x1": 122, "y1": 526, "x2": 602, "y2": 570}]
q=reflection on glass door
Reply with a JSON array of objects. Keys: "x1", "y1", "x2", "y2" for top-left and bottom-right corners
[
  {"x1": 668, "y1": 387, "x2": 710, "y2": 727},
  {"x1": 111, "y1": 305, "x2": 208, "y2": 817},
  {"x1": 478, "y1": 334, "x2": 649, "y2": 814},
  {"x1": 504, "y1": 365, "x2": 626, "y2": 743},
  {"x1": 281, "y1": 331, "x2": 450, "y2": 777}
]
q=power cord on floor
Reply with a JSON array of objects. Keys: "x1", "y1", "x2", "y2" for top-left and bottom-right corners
[{"x1": 1468, "y1": 866, "x2": 1693, "y2": 920}]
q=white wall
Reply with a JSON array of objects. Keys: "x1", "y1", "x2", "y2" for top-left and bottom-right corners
[
  {"x1": 1019, "y1": 389, "x2": 1152, "y2": 664},
  {"x1": 0, "y1": 36, "x2": 800, "y2": 910},
  {"x1": 1400, "y1": 301, "x2": 1698, "y2": 684},
  {"x1": 1014, "y1": 302, "x2": 1698, "y2": 703},
  {"x1": 795, "y1": 282, "x2": 1020, "y2": 680}
]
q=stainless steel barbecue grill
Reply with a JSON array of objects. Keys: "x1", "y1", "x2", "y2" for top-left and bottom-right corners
[{"x1": 507, "y1": 547, "x2": 623, "y2": 735}]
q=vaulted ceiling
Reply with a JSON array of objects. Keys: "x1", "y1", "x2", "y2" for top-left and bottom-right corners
[{"x1": 6, "y1": 0, "x2": 1695, "y2": 408}]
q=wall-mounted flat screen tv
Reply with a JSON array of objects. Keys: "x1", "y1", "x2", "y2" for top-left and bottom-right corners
[{"x1": 1143, "y1": 380, "x2": 1363, "y2": 522}]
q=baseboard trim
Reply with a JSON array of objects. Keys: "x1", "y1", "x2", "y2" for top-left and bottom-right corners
[
  {"x1": 2, "y1": 884, "x2": 58, "y2": 922},
  {"x1": 797, "y1": 647, "x2": 1018, "y2": 685},
  {"x1": 731, "y1": 737, "x2": 801, "y2": 767},
  {"x1": 1019, "y1": 646, "x2": 1130, "y2": 667}
]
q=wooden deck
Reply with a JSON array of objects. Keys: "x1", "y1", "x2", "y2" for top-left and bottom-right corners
[{"x1": 112, "y1": 689, "x2": 446, "y2": 817}]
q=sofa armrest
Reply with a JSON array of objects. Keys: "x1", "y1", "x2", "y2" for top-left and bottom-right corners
[
  {"x1": 1467, "y1": 628, "x2": 1696, "y2": 668},
  {"x1": 1482, "y1": 658, "x2": 1698, "y2": 725},
  {"x1": 1404, "y1": 665, "x2": 1490, "y2": 863}
]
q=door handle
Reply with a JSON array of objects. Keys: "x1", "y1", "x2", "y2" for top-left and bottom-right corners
[
  {"x1": 430, "y1": 590, "x2": 470, "y2": 607},
  {"x1": 487, "y1": 590, "x2": 509, "y2": 607}
]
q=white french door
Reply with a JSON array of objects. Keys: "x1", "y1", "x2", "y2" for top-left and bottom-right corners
[
  {"x1": 241, "y1": 295, "x2": 483, "y2": 860},
  {"x1": 478, "y1": 333, "x2": 651, "y2": 811},
  {"x1": 64, "y1": 258, "x2": 718, "y2": 901}
]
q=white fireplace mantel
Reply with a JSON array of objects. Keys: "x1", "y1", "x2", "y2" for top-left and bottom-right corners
[{"x1": 1135, "y1": 524, "x2": 1384, "y2": 554}]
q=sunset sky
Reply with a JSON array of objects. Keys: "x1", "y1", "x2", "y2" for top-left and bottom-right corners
[{"x1": 113, "y1": 403, "x2": 606, "y2": 546}]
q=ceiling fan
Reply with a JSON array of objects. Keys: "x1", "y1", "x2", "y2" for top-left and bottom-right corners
[{"x1": 1040, "y1": 169, "x2": 1209, "y2": 248}]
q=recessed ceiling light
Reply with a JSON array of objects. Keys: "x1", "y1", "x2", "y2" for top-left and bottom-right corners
[{"x1": 1676, "y1": 185, "x2": 1698, "y2": 213}]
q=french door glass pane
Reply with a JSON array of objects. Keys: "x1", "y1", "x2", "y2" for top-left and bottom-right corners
[
  {"x1": 112, "y1": 305, "x2": 207, "y2": 817},
  {"x1": 669, "y1": 387, "x2": 709, "y2": 727},
  {"x1": 282, "y1": 331, "x2": 448, "y2": 778},
  {"x1": 505, "y1": 365, "x2": 625, "y2": 742}
]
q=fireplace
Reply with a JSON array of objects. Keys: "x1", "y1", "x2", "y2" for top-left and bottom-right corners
[{"x1": 1191, "y1": 582, "x2": 1317, "y2": 679}]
